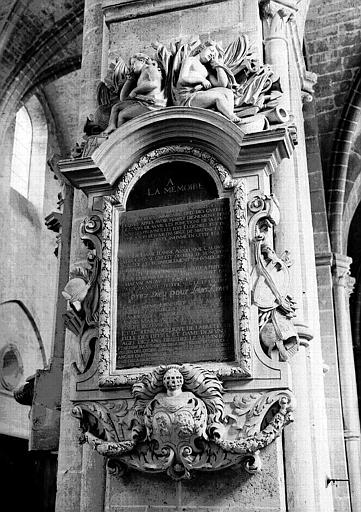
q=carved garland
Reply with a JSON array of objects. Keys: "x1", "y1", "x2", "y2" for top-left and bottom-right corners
[
  {"x1": 73, "y1": 363, "x2": 295, "y2": 480},
  {"x1": 98, "y1": 145, "x2": 251, "y2": 387}
]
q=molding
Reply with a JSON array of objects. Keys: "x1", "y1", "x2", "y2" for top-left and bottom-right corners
[
  {"x1": 98, "y1": 145, "x2": 251, "y2": 387},
  {"x1": 92, "y1": 107, "x2": 244, "y2": 186},
  {"x1": 58, "y1": 157, "x2": 113, "y2": 196},
  {"x1": 58, "y1": 112, "x2": 295, "y2": 195},
  {"x1": 315, "y1": 252, "x2": 333, "y2": 268},
  {"x1": 235, "y1": 127, "x2": 295, "y2": 175},
  {"x1": 102, "y1": 0, "x2": 228, "y2": 24}
]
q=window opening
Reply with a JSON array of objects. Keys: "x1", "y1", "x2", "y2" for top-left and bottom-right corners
[{"x1": 10, "y1": 106, "x2": 33, "y2": 198}]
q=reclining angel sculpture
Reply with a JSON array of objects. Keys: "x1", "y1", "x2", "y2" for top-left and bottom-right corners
[{"x1": 83, "y1": 34, "x2": 285, "y2": 136}]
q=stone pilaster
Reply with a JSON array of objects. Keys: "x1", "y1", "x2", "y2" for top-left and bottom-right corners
[
  {"x1": 261, "y1": 2, "x2": 333, "y2": 510},
  {"x1": 332, "y1": 253, "x2": 361, "y2": 512},
  {"x1": 78, "y1": 0, "x2": 105, "y2": 136},
  {"x1": 55, "y1": 1, "x2": 106, "y2": 511}
]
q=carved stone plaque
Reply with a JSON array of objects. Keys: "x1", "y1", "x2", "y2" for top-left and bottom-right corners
[
  {"x1": 126, "y1": 162, "x2": 218, "y2": 210},
  {"x1": 116, "y1": 198, "x2": 234, "y2": 368}
]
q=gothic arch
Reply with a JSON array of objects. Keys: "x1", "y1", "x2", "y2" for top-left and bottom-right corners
[
  {"x1": 0, "y1": 4, "x2": 84, "y2": 139},
  {"x1": 0, "y1": 299, "x2": 47, "y2": 367},
  {"x1": 328, "y1": 67, "x2": 361, "y2": 253}
]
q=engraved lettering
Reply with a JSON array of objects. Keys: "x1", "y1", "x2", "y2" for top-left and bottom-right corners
[{"x1": 116, "y1": 199, "x2": 234, "y2": 369}]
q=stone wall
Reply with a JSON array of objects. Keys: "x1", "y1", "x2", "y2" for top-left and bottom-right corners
[
  {"x1": 0, "y1": 69, "x2": 81, "y2": 440},
  {"x1": 305, "y1": 0, "x2": 361, "y2": 188}
]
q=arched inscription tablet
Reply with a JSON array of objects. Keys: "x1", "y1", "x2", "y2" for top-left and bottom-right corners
[
  {"x1": 116, "y1": 165, "x2": 234, "y2": 368},
  {"x1": 126, "y1": 161, "x2": 218, "y2": 210}
]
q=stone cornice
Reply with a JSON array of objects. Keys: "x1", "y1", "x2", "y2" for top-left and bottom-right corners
[
  {"x1": 102, "y1": 0, "x2": 228, "y2": 24},
  {"x1": 235, "y1": 126, "x2": 295, "y2": 176},
  {"x1": 58, "y1": 157, "x2": 113, "y2": 196},
  {"x1": 90, "y1": 107, "x2": 244, "y2": 191},
  {"x1": 58, "y1": 110, "x2": 295, "y2": 195}
]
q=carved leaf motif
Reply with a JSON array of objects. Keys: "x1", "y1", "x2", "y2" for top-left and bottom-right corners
[
  {"x1": 98, "y1": 146, "x2": 251, "y2": 386},
  {"x1": 232, "y1": 393, "x2": 262, "y2": 417}
]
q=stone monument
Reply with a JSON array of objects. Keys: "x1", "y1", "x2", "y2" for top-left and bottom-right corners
[{"x1": 36, "y1": 1, "x2": 328, "y2": 511}]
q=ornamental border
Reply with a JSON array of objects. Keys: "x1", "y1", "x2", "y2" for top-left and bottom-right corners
[{"x1": 98, "y1": 145, "x2": 251, "y2": 387}]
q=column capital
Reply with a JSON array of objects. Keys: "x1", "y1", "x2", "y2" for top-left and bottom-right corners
[
  {"x1": 259, "y1": 0, "x2": 297, "y2": 26},
  {"x1": 332, "y1": 253, "x2": 355, "y2": 295}
]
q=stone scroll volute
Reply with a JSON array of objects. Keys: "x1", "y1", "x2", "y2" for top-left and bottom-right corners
[{"x1": 72, "y1": 364, "x2": 295, "y2": 480}]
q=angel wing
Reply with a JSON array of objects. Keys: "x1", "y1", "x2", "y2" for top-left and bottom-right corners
[
  {"x1": 169, "y1": 37, "x2": 201, "y2": 105},
  {"x1": 96, "y1": 56, "x2": 129, "y2": 107},
  {"x1": 112, "y1": 56, "x2": 129, "y2": 94},
  {"x1": 151, "y1": 42, "x2": 173, "y2": 105},
  {"x1": 223, "y1": 34, "x2": 253, "y2": 76}
]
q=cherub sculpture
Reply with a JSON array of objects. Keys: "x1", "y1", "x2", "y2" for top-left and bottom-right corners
[
  {"x1": 174, "y1": 41, "x2": 241, "y2": 123},
  {"x1": 103, "y1": 53, "x2": 166, "y2": 134},
  {"x1": 156, "y1": 35, "x2": 284, "y2": 130},
  {"x1": 142, "y1": 367, "x2": 208, "y2": 447},
  {"x1": 82, "y1": 34, "x2": 285, "y2": 140}
]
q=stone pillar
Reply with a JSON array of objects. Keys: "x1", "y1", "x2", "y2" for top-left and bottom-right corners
[
  {"x1": 261, "y1": 2, "x2": 332, "y2": 510},
  {"x1": 56, "y1": 1, "x2": 106, "y2": 511},
  {"x1": 316, "y1": 253, "x2": 351, "y2": 512},
  {"x1": 80, "y1": 444, "x2": 106, "y2": 512},
  {"x1": 78, "y1": 0, "x2": 104, "y2": 135},
  {"x1": 332, "y1": 253, "x2": 361, "y2": 512}
]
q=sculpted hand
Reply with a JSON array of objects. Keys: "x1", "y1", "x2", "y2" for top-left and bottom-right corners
[
  {"x1": 128, "y1": 90, "x2": 137, "y2": 98},
  {"x1": 202, "y1": 79, "x2": 212, "y2": 90},
  {"x1": 209, "y1": 57, "x2": 222, "y2": 68}
]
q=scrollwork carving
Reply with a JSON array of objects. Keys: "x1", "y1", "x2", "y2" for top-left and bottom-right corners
[
  {"x1": 63, "y1": 215, "x2": 102, "y2": 373},
  {"x1": 248, "y1": 191, "x2": 299, "y2": 361},
  {"x1": 73, "y1": 364, "x2": 294, "y2": 480},
  {"x1": 214, "y1": 394, "x2": 294, "y2": 453}
]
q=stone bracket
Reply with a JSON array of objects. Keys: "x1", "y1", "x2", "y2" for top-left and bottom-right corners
[{"x1": 72, "y1": 363, "x2": 295, "y2": 480}]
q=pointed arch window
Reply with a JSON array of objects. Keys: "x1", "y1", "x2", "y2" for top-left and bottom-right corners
[
  {"x1": 10, "y1": 106, "x2": 32, "y2": 198},
  {"x1": 10, "y1": 96, "x2": 48, "y2": 210}
]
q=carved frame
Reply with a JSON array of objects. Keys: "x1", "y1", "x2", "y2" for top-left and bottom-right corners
[{"x1": 98, "y1": 145, "x2": 251, "y2": 387}]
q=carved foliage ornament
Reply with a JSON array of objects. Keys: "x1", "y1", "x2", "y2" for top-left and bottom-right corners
[
  {"x1": 62, "y1": 215, "x2": 102, "y2": 373},
  {"x1": 73, "y1": 364, "x2": 294, "y2": 480},
  {"x1": 248, "y1": 191, "x2": 299, "y2": 361}
]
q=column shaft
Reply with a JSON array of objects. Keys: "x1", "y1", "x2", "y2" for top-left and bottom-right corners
[{"x1": 332, "y1": 253, "x2": 361, "y2": 512}]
